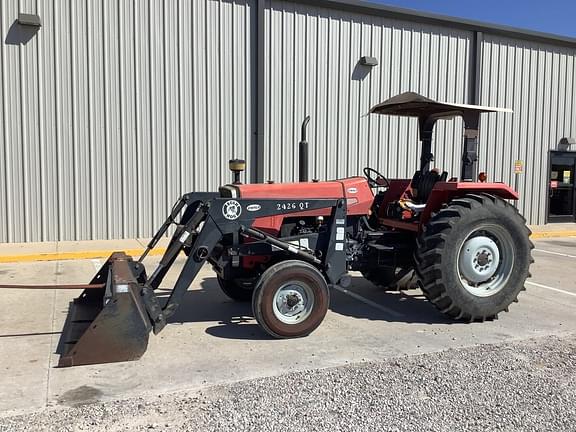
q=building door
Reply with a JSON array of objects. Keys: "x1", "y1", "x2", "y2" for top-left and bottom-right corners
[{"x1": 548, "y1": 151, "x2": 576, "y2": 222}]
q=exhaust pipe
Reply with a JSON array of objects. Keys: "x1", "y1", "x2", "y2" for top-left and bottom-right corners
[{"x1": 299, "y1": 116, "x2": 310, "y2": 182}]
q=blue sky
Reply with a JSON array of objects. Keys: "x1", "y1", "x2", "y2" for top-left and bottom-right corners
[{"x1": 373, "y1": 1, "x2": 576, "y2": 38}]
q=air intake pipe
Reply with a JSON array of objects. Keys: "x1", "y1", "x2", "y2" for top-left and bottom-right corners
[{"x1": 299, "y1": 116, "x2": 310, "y2": 182}]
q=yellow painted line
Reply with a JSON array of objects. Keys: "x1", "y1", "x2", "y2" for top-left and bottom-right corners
[
  {"x1": 530, "y1": 231, "x2": 576, "y2": 239},
  {"x1": 0, "y1": 248, "x2": 167, "y2": 264}
]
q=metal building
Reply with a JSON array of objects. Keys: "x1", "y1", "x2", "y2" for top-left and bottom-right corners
[{"x1": 1, "y1": 0, "x2": 575, "y2": 243}]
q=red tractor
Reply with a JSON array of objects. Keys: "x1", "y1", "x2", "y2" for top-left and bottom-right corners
[{"x1": 6, "y1": 92, "x2": 533, "y2": 366}]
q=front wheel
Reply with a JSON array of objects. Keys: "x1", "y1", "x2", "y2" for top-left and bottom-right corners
[
  {"x1": 415, "y1": 194, "x2": 533, "y2": 321},
  {"x1": 252, "y1": 260, "x2": 330, "y2": 338}
]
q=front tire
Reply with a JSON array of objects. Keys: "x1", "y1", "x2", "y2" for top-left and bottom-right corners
[
  {"x1": 415, "y1": 194, "x2": 533, "y2": 321},
  {"x1": 217, "y1": 276, "x2": 254, "y2": 302},
  {"x1": 252, "y1": 260, "x2": 330, "y2": 338}
]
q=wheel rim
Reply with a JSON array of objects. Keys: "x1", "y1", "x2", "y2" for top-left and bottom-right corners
[
  {"x1": 272, "y1": 282, "x2": 314, "y2": 324},
  {"x1": 457, "y1": 226, "x2": 514, "y2": 297}
]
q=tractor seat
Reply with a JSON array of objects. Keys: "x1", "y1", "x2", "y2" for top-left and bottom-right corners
[{"x1": 411, "y1": 169, "x2": 448, "y2": 203}]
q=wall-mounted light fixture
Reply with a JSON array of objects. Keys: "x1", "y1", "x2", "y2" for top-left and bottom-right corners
[
  {"x1": 18, "y1": 13, "x2": 42, "y2": 27},
  {"x1": 360, "y1": 56, "x2": 378, "y2": 67},
  {"x1": 559, "y1": 137, "x2": 576, "y2": 151}
]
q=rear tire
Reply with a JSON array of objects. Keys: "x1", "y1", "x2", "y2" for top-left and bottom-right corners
[
  {"x1": 217, "y1": 276, "x2": 254, "y2": 302},
  {"x1": 252, "y1": 260, "x2": 329, "y2": 338},
  {"x1": 415, "y1": 194, "x2": 533, "y2": 321}
]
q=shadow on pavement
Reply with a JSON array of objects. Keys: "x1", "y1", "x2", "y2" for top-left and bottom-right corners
[
  {"x1": 159, "y1": 278, "x2": 269, "y2": 340},
  {"x1": 330, "y1": 276, "x2": 455, "y2": 325},
  {"x1": 160, "y1": 275, "x2": 457, "y2": 341}
]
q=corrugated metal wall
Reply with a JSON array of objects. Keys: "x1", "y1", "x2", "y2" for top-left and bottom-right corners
[
  {"x1": 478, "y1": 34, "x2": 576, "y2": 225},
  {"x1": 2, "y1": 0, "x2": 576, "y2": 242},
  {"x1": 262, "y1": 0, "x2": 472, "y2": 183},
  {"x1": 0, "y1": 0, "x2": 256, "y2": 242}
]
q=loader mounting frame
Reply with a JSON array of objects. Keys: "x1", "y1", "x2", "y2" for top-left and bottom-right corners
[{"x1": 54, "y1": 193, "x2": 350, "y2": 366}]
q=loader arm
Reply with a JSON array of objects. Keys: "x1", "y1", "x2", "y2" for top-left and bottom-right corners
[
  {"x1": 141, "y1": 196, "x2": 349, "y2": 334},
  {"x1": 4, "y1": 193, "x2": 349, "y2": 367}
]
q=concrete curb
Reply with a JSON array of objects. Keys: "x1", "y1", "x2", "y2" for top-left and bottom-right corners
[
  {"x1": 0, "y1": 231, "x2": 575, "y2": 263},
  {"x1": 0, "y1": 248, "x2": 167, "y2": 264},
  {"x1": 530, "y1": 231, "x2": 576, "y2": 239}
]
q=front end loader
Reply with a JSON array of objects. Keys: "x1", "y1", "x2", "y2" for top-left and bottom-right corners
[{"x1": 0, "y1": 92, "x2": 533, "y2": 367}]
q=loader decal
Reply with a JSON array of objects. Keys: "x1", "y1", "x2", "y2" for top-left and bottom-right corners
[
  {"x1": 247, "y1": 204, "x2": 262, "y2": 212},
  {"x1": 222, "y1": 200, "x2": 242, "y2": 220},
  {"x1": 275, "y1": 201, "x2": 310, "y2": 211}
]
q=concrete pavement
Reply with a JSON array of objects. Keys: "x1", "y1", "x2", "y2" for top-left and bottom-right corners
[{"x1": 0, "y1": 236, "x2": 575, "y2": 416}]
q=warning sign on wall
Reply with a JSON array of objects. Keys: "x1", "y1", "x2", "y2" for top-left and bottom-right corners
[{"x1": 514, "y1": 160, "x2": 524, "y2": 174}]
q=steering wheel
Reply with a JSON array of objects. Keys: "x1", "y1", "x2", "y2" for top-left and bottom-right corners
[{"x1": 363, "y1": 167, "x2": 390, "y2": 188}]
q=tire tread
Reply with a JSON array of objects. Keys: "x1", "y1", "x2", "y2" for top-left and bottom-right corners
[{"x1": 415, "y1": 193, "x2": 534, "y2": 321}]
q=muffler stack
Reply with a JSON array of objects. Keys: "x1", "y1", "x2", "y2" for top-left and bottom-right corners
[{"x1": 57, "y1": 252, "x2": 152, "y2": 367}]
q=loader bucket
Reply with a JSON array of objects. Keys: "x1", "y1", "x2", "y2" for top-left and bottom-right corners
[{"x1": 57, "y1": 252, "x2": 153, "y2": 367}]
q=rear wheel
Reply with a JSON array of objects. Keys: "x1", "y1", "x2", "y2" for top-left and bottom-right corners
[
  {"x1": 217, "y1": 276, "x2": 254, "y2": 302},
  {"x1": 252, "y1": 260, "x2": 330, "y2": 338},
  {"x1": 415, "y1": 194, "x2": 533, "y2": 321}
]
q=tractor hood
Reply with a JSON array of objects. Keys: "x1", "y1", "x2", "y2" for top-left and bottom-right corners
[
  {"x1": 226, "y1": 177, "x2": 374, "y2": 216},
  {"x1": 370, "y1": 92, "x2": 512, "y2": 120}
]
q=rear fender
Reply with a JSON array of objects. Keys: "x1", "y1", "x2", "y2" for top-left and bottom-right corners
[{"x1": 421, "y1": 182, "x2": 518, "y2": 225}]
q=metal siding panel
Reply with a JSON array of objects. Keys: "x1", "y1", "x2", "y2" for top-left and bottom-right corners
[
  {"x1": 343, "y1": 17, "x2": 355, "y2": 178},
  {"x1": 165, "y1": 0, "x2": 180, "y2": 235},
  {"x1": 134, "y1": 0, "x2": 153, "y2": 237},
  {"x1": 90, "y1": 0, "x2": 108, "y2": 239},
  {"x1": 119, "y1": 0, "x2": 138, "y2": 239},
  {"x1": 356, "y1": 19, "x2": 372, "y2": 176},
  {"x1": 70, "y1": 0, "x2": 89, "y2": 240},
  {"x1": 567, "y1": 54, "x2": 576, "y2": 136},
  {"x1": 38, "y1": 0, "x2": 57, "y2": 241},
  {"x1": 518, "y1": 45, "x2": 531, "y2": 218},
  {"x1": 306, "y1": 11, "x2": 321, "y2": 180},
  {"x1": 206, "y1": 0, "x2": 218, "y2": 188},
  {"x1": 4, "y1": 0, "x2": 576, "y2": 241},
  {"x1": 263, "y1": 3, "x2": 472, "y2": 185},
  {"x1": 282, "y1": 2, "x2": 295, "y2": 181},
  {"x1": 104, "y1": 0, "x2": 122, "y2": 240},
  {"x1": 367, "y1": 20, "x2": 382, "y2": 172},
  {"x1": 20, "y1": 0, "x2": 40, "y2": 242},
  {"x1": 325, "y1": 12, "x2": 340, "y2": 180},
  {"x1": 293, "y1": 7, "x2": 306, "y2": 177},
  {"x1": 179, "y1": 0, "x2": 191, "y2": 194},
  {"x1": 220, "y1": 0, "x2": 231, "y2": 184},
  {"x1": 509, "y1": 43, "x2": 523, "y2": 207},
  {"x1": 479, "y1": 35, "x2": 576, "y2": 225},
  {"x1": 527, "y1": 46, "x2": 540, "y2": 223},
  {"x1": 0, "y1": 0, "x2": 255, "y2": 242},
  {"x1": 313, "y1": 10, "x2": 327, "y2": 182},
  {"x1": 267, "y1": 4, "x2": 282, "y2": 181},
  {"x1": 3, "y1": 0, "x2": 23, "y2": 242},
  {"x1": 55, "y1": 1, "x2": 74, "y2": 241},
  {"x1": 0, "y1": 1, "x2": 6, "y2": 242},
  {"x1": 567, "y1": 55, "x2": 575, "y2": 138},
  {"x1": 193, "y1": 0, "x2": 208, "y2": 191}
]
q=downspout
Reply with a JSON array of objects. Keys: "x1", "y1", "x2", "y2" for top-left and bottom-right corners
[{"x1": 254, "y1": 0, "x2": 266, "y2": 183}]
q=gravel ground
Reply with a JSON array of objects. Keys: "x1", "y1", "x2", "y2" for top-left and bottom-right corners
[{"x1": 1, "y1": 334, "x2": 575, "y2": 432}]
